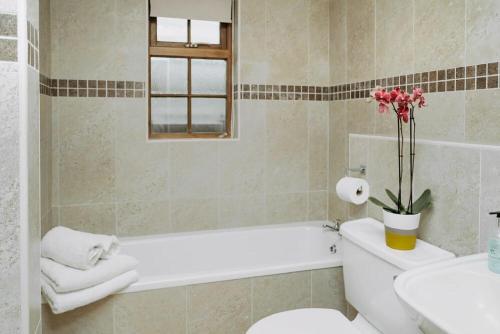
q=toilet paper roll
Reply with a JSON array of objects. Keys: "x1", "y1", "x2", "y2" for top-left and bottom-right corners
[{"x1": 336, "y1": 177, "x2": 370, "y2": 205}]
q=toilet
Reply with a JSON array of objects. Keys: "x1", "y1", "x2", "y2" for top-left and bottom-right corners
[{"x1": 247, "y1": 218, "x2": 455, "y2": 334}]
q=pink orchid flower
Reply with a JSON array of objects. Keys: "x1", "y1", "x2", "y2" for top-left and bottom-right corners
[
  {"x1": 412, "y1": 87, "x2": 426, "y2": 108},
  {"x1": 370, "y1": 87, "x2": 391, "y2": 113}
]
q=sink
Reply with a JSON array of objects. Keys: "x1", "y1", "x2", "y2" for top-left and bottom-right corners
[{"x1": 394, "y1": 253, "x2": 500, "y2": 334}]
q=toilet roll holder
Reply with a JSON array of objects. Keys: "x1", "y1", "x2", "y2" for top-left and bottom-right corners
[
  {"x1": 346, "y1": 165, "x2": 367, "y2": 176},
  {"x1": 344, "y1": 165, "x2": 367, "y2": 196}
]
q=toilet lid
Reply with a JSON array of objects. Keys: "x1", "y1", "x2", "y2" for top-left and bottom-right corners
[{"x1": 247, "y1": 308, "x2": 361, "y2": 334}]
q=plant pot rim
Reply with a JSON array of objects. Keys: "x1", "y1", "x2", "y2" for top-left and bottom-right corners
[{"x1": 382, "y1": 209, "x2": 421, "y2": 217}]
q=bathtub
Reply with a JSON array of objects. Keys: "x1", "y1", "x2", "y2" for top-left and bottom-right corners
[{"x1": 120, "y1": 221, "x2": 342, "y2": 293}]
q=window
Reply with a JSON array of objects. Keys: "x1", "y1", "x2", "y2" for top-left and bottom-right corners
[{"x1": 148, "y1": 17, "x2": 232, "y2": 139}]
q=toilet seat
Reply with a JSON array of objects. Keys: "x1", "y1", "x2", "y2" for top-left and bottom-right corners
[{"x1": 247, "y1": 308, "x2": 361, "y2": 334}]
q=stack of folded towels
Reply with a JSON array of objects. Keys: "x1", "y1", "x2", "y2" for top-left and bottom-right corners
[{"x1": 41, "y1": 226, "x2": 139, "y2": 314}]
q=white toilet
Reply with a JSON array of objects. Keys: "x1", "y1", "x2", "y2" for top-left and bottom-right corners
[{"x1": 247, "y1": 218, "x2": 455, "y2": 334}]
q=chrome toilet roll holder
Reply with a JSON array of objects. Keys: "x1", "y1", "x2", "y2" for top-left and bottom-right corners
[
  {"x1": 344, "y1": 165, "x2": 367, "y2": 195},
  {"x1": 345, "y1": 165, "x2": 367, "y2": 176}
]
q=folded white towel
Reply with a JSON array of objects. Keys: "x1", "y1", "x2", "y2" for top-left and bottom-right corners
[
  {"x1": 41, "y1": 255, "x2": 139, "y2": 293},
  {"x1": 42, "y1": 270, "x2": 139, "y2": 314},
  {"x1": 41, "y1": 226, "x2": 120, "y2": 270}
]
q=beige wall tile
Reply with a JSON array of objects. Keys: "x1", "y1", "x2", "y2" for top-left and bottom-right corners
[
  {"x1": 39, "y1": 0, "x2": 51, "y2": 75},
  {"x1": 266, "y1": 192, "x2": 308, "y2": 224},
  {"x1": 169, "y1": 142, "x2": 219, "y2": 198},
  {"x1": 309, "y1": 102, "x2": 329, "y2": 191},
  {"x1": 329, "y1": 102, "x2": 348, "y2": 220},
  {"x1": 414, "y1": 143, "x2": 480, "y2": 256},
  {"x1": 114, "y1": 0, "x2": 147, "y2": 22},
  {"x1": 479, "y1": 150, "x2": 500, "y2": 251},
  {"x1": 114, "y1": 100, "x2": 169, "y2": 202},
  {"x1": 239, "y1": 0, "x2": 268, "y2": 82},
  {"x1": 265, "y1": 0, "x2": 309, "y2": 83},
  {"x1": 50, "y1": 0, "x2": 117, "y2": 78},
  {"x1": 266, "y1": 101, "x2": 308, "y2": 193},
  {"x1": 51, "y1": 100, "x2": 59, "y2": 206},
  {"x1": 252, "y1": 271, "x2": 311, "y2": 322},
  {"x1": 373, "y1": 102, "x2": 415, "y2": 139},
  {"x1": 414, "y1": 0, "x2": 465, "y2": 71},
  {"x1": 218, "y1": 101, "x2": 266, "y2": 196},
  {"x1": 57, "y1": 99, "x2": 115, "y2": 205},
  {"x1": 415, "y1": 92, "x2": 465, "y2": 142},
  {"x1": 366, "y1": 138, "x2": 410, "y2": 221},
  {"x1": 114, "y1": 288, "x2": 187, "y2": 334},
  {"x1": 41, "y1": 208, "x2": 56, "y2": 237},
  {"x1": 347, "y1": 99, "x2": 375, "y2": 135},
  {"x1": 218, "y1": 195, "x2": 267, "y2": 229},
  {"x1": 375, "y1": 0, "x2": 414, "y2": 78},
  {"x1": 309, "y1": 0, "x2": 330, "y2": 85},
  {"x1": 346, "y1": 0, "x2": 375, "y2": 82},
  {"x1": 42, "y1": 298, "x2": 114, "y2": 334},
  {"x1": 170, "y1": 198, "x2": 218, "y2": 232},
  {"x1": 311, "y1": 267, "x2": 346, "y2": 314},
  {"x1": 465, "y1": 89, "x2": 500, "y2": 145},
  {"x1": 308, "y1": 191, "x2": 328, "y2": 220},
  {"x1": 113, "y1": 18, "x2": 147, "y2": 81},
  {"x1": 188, "y1": 279, "x2": 251, "y2": 334},
  {"x1": 466, "y1": 0, "x2": 500, "y2": 64},
  {"x1": 58, "y1": 204, "x2": 116, "y2": 234},
  {"x1": 116, "y1": 200, "x2": 170, "y2": 237},
  {"x1": 329, "y1": 0, "x2": 347, "y2": 85}
]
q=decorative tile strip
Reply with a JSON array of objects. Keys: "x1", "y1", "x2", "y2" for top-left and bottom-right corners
[
  {"x1": 238, "y1": 61, "x2": 500, "y2": 102},
  {"x1": 39, "y1": 75, "x2": 146, "y2": 98},
  {"x1": 38, "y1": 62, "x2": 499, "y2": 100}
]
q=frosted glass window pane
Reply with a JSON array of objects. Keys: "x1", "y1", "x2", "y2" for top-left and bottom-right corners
[
  {"x1": 157, "y1": 17, "x2": 187, "y2": 43},
  {"x1": 192, "y1": 98, "x2": 226, "y2": 133},
  {"x1": 191, "y1": 59, "x2": 226, "y2": 94},
  {"x1": 151, "y1": 57, "x2": 187, "y2": 94},
  {"x1": 191, "y1": 20, "x2": 220, "y2": 44},
  {"x1": 151, "y1": 98, "x2": 187, "y2": 133}
]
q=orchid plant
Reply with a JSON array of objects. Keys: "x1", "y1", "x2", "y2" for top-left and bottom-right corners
[{"x1": 368, "y1": 86, "x2": 432, "y2": 215}]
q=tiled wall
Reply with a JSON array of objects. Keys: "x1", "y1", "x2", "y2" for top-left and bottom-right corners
[
  {"x1": 42, "y1": 0, "x2": 345, "y2": 332},
  {"x1": 43, "y1": 267, "x2": 345, "y2": 334},
  {"x1": 0, "y1": 3, "x2": 20, "y2": 334},
  {"x1": 45, "y1": 0, "x2": 331, "y2": 239},
  {"x1": 328, "y1": 0, "x2": 500, "y2": 256}
]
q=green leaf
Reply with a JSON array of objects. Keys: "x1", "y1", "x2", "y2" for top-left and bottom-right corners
[
  {"x1": 382, "y1": 207, "x2": 400, "y2": 214},
  {"x1": 369, "y1": 196, "x2": 398, "y2": 212},
  {"x1": 385, "y1": 189, "x2": 406, "y2": 212},
  {"x1": 412, "y1": 189, "x2": 432, "y2": 213}
]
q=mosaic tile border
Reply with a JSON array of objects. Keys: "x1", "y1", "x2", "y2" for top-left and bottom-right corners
[
  {"x1": 38, "y1": 61, "x2": 499, "y2": 101},
  {"x1": 237, "y1": 61, "x2": 500, "y2": 102},
  {"x1": 39, "y1": 74, "x2": 146, "y2": 98}
]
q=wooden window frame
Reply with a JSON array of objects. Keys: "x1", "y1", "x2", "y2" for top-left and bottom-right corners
[{"x1": 148, "y1": 17, "x2": 233, "y2": 139}]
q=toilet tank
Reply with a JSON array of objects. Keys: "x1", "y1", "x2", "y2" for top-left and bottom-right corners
[{"x1": 340, "y1": 218, "x2": 454, "y2": 334}]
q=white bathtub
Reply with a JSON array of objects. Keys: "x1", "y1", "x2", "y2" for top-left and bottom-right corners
[{"x1": 120, "y1": 221, "x2": 342, "y2": 293}]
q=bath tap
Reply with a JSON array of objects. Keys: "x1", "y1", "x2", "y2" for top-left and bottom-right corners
[
  {"x1": 323, "y1": 220, "x2": 342, "y2": 254},
  {"x1": 322, "y1": 220, "x2": 341, "y2": 233}
]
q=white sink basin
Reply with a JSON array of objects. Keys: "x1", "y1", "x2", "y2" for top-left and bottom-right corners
[{"x1": 394, "y1": 253, "x2": 500, "y2": 334}]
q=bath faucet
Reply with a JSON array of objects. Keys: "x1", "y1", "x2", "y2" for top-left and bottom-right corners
[
  {"x1": 323, "y1": 220, "x2": 342, "y2": 254},
  {"x1": 322, "y1": 219, "x2": 341, "y2": 233}
]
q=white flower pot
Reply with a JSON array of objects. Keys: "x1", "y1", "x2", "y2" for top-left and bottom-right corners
[{"x1": 382, "y1": 210, "x2": 421, "y2": 250}]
